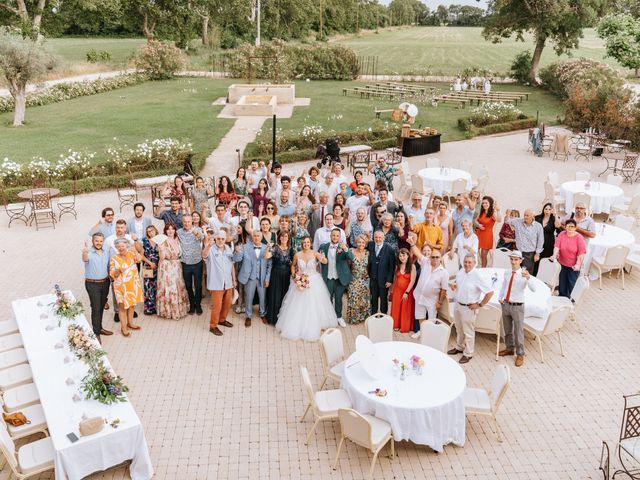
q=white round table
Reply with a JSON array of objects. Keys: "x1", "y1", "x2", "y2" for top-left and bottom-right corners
[
  {"x1": 341, "y1": 341, "x2": 466, "y2": 451},
  {"x1": 584, "y1": 223, "x2": 636, "y2": 279},
  {"x1": 560, "y1": 181, "x2": 624, "y2": 214},
  {"x1": 418, "y1": 167, "x2": 472, "y2": 196},
  {"x1": 448, "y1": 268, "x2": 551, "y2": 320}
]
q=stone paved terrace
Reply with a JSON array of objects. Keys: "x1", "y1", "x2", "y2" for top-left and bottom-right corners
[{"x1": 0, "y1": 130, "x2": 638, "y2": 479}]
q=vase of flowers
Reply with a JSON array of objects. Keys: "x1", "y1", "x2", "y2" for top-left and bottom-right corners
[
  {"x1": 410, "y1": 355, "x2": 425, "y2": 375},
  {"x1": 391, "y1": 358, "x2": 400, "y2": 377},
  {"x1": 50, "y1": 284, "x2": 83, "y2": 325},
  {"x1": 400, "y1": 363, "x2": 408, "y2": 381}
]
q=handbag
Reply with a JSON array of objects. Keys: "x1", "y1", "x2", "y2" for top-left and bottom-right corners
[
  {"x1": 3, "y1": 412, "x2": 30, "y2": 427},
  {"x1": 79, "y1": 416, "x2": 105, "y2": 436},
  {"x1": 141, "y1": 266, "x2": 155, "y2": 278}
]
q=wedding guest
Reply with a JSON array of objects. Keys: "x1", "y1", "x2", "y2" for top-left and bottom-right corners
[
  {"x1": 278, "y1": 215, "x2": 292, "y2": 236},
  {"x1": 395, "y1": 210, "x2": 411, "y2": 251},
  {"x1": 370, "y1": 189, "x2": 399, "y2": 229},
  {"x1": 258, "y1": 217, "x2": 276, "y2": 245},
  {"x1": 267, "y1": 162, "x2": 283, "y2": 192},
  {"x1": 109, "y1": 238, "x2": 143, "y2": 337},
  {"x1": 551, "y1": 219, "x2": 586, "y2": 298},
  {"x1": 305, "y1": 166, "x2": 320, "y2": 193},
  {"x1": 498, "y1": 250, "x2": 536, "y2": 367},
  {"x1": 475, "y1": 196, "x2": 501, "y2": 268},
  {"x1": 349, "y1": 207, "x2": 372, "y2": 248},
  {"x1": 266, "y1": 230, "x2": 294, "y2": 325},
  {"x1": 190, "y1": 176, "x2": 215, "y2": 215},
  {"x1": 348, "y1": 170, "x2": 364, "y2": 192},
  {"x1": 309, "y1": 191, "x2": 330, "y2": 240},
  {"x1": 141, "y1": 225, "x2": 160, "y2": 315},
  {"x1": 449, "y1": 254, "x2": 494, "y2": 364},
  {"x1": 233, "y1": 167, "x2": 249, "y2": 197},
  {"x1": 296, "y1": 185, "x2": 315, "y2": 217},
  {"x1": 411, "y1": 208, "x2": 444, "y2": 251},
  {"x1": 247, "y1": 160, "x2": 267, "y2": 189},
  {"x1": 346, "y1": 235, "x2": 370, "y2": 324},
  {"x1": 555, "y1": 202, "x2": 596, "y2": 242},
  {"x1": 436, "y1": 203, "x2": 453, "y2": 253},
  {"x1": 317, "y1": 172, "x2": 339, "y2": 207},
  {"x1": 126, "y1": 203, "x2": 153, "y2": 241},
  {"x1": 208, "y1": 204, "x2": 232, "y2": 234},
  {"x1": 368, "y1": 230, "x2": 396, "y2": 315},
  {"x1": 504, "y1": 208, "x2": 544, "y2": 272},
  {"x1": 203, "y1": 230, "x2": 236, "y2": 336},
  {"x1": 497, "y1": 209, "x2": 519, "y2": 250},
  {"x1": 263, "y1": 201, "x2": 280, "y2": 230},
  {"x1": 177, "y1": 213, "x2": 204, "y2": 315},
  {"x1": 105, "y1": 218, "x2": 139, "y2": 257},
  {"x1": 318, "y1": 229, "x2": 352, "y2": 327},
  {"x1": 368, "y1": 157, "x2": 402, "y2": 192},
  {"x1": 157, "y1": 223, "x2": 189, "y2": 320},
  {"x1": 216, "y1": 176, "x2": 237, "y2": 209},
  {"x1": 465, "y1": 188, "x2": 482, "y2": 223},
  {"x1": 339, "y1": 182, "x2": 352, "y2": 198},
  {"x1": 345, "y1": 182, "x2": 373, "y2": 222},
  {"x1": 229, "y1": 200, "x2": 259, "y2": 244},
  {"x1": 276, "y1": 190, "x2": 296, "y2": 217},
  {"x1": 406, "y1": 193, "x2": 425, "y2": 224},
  {"x1": 82, "y1": 233, "x2": 112, "y2": 341},
  {"x1": 293, "y1": 176, "x2": 306, "y2": 196},
  {"x1": 451, "y1": 220, "x2": 479, "y2": 267},
  {"x1": 390, "y1": 248, "x2": 416, "y2": 333},
  {"x1": 330, "y1": 162, "x2": 349, "y2": 187},
  {"x1": 154, "y1": 196, "x2": 184, "y2": 229},
  {"x1": 332, "y1": 204, "x2": 349, "y2": 232},
  {"x1": 376, "y1": 212, "x2": 400, "y2": 251},
  {"x1": 89, "y1": 207, "x2": 116, "y2": 238},
  {"x1": 333, "y1": 193, "x2": 347, "y2": 210},
  {"x1": 162, "y1": 175, "x2": 188, "y2": 204},
  {"x1": 251, "y1": 178, "x2": 270, "y2": 216},
  {"x1": 292, "y1": 211, "x2": 311, "y2": 252},
  {"x1": 192, "y1": 211, "x2": 205, "y2": 230},
  {"x1": 313, "y1": 213, "x2": 346, "y2": 251},
  {"x1": 233, "y1": 230, "x2": 273, "y2": 327},
  {"x1": 451, "y1": 194, "x2": 474, "y2": 238},
  {"x1": 535, "y1": 203, "x2": 558, "y2": 274}
]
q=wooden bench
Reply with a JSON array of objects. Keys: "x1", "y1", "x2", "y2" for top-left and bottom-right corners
[
  {"x1": 433, "y1": 95, "x2": 467, "y2": 108},
  {"x1": 375, "y1": 108, "x2": 395, "y2": 119},
  {"x1": 448, "y1": 92, "x2": 520, "y2": 106}
]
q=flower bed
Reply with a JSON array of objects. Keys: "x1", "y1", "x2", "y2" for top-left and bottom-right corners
[{"x1": 468, "y1": 102, "x2": 524, "y2": 127}]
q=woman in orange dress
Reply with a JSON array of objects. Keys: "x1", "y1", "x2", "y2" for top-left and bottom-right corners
[
  {"x1": 475, "y1": 195, "x2": 502, "y2": 267},
  {"x1": 390, "y1": 248, "x2": 416, "y2": 333},
  {"x1": 109, "y1": 238, "x2": 143, "y2": 337}
]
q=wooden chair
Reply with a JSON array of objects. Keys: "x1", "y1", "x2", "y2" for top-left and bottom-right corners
[
  {"x1": 0, "y1": 189, "x2": 28, "y2": 228},
  {"x1": 29, "y1": 190, "x2": 56, "y2": 231}
]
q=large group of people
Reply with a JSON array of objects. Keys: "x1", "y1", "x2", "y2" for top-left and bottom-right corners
[{"x1": 81, "y1": 158, "x2": 597, "y2": 366}]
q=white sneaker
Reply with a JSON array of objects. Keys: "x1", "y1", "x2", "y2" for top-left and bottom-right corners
[
  {"x1": 337, "y1": 317, "x2": 347, "y2": 328},
  {"x1": 410, "y1": 331, "x2": 421, "y2": 339}
]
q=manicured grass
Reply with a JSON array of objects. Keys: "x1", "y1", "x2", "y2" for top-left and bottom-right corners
[
  {"x1": 335, "y1": 26, "x2": 623, "y2": 76},
  {"x1": 0, "y1": 78, "x2": 235, "y2": 164},
  {"x1": 45, "y1": 37, "x2": 146, "y2": 67}
]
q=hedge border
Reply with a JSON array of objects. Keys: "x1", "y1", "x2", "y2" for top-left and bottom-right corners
[{"x1": 460, "y1": 117, "x2": 538, "y2": 139}]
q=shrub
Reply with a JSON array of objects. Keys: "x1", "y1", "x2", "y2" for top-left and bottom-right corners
[
  {"x1": 86, "y1": 49, "x2": 98, "y2": 63},
  {"x1": 134, "y1": 41, "x2": 186, "y2": 80},
  {"x1": 510, "y1": 51, "x2": 532, "y2": 84},
  {"x1": 540, "y1": 58, "x2": 625, "y2": 99},
  {"x1": 468, "y1": 102, "x2": 523, "y2": 127},
  {"x1": 98, "y1": 50, "x2": 111, "y2": 62}
]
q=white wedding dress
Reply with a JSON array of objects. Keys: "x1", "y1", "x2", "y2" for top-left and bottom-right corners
[{"x1": 275, "y1": 257, "x2": 338, "y2": 341}]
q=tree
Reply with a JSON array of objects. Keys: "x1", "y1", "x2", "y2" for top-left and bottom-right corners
[
  {"x1": 597, "y1": 14, "x2": 640, "y2": 77},
  {"x1": 482, "y1": 0, "x2": 605, "y2": 84},
  {"x1": 0, "y1": 0, "x2": 50, "y2": 38},
  {"x1": 0, "y1": 30, "x2": 55, "y2": 126}
]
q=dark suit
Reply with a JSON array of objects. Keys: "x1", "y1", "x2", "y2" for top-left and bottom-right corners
[
  {"x1": 370, "y1": 201, "x2": 399, "y2": 230},
  {"x1": 319, "y1": 242, "x2": 354, "y2": 318},
  {"x1": 308, "y1": 203, "x2": 330, "y2": 241},
  {"x1": 367, "y1": 241, "x2": 396, "y2": 315}
]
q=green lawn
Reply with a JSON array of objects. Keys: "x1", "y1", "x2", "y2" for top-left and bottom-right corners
[
  {"x1": 335, "y1": 26, "x2": 624, "y2": 76},
  {"x1": 45, "y1": 37, "x2": 145, "y2": 67},
  {"x1": 0, "y1": 78, "x2": 235, "y2": 164}
]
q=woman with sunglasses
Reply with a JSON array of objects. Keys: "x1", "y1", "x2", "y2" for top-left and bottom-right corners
[
  {"x1": 263, "y1": 201, "x2": 279, "y2": 232},
  {"x1": 550, "y1": 218, "x2": 586, "y2": 298}
]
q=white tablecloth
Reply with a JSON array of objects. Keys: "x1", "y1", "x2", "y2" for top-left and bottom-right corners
[
  {"x1": 341, "y1": 341, "x2": 466, "y2": 451},
  {"x1": 418, "y1": 167, "x2": 472, "y2": 196},
  {"x1": 11, "y1": 294, "x2": 153, "y2": 480},
  {"x1": 449, "y1": 268, "x2": 551, "y2": 320},
  {"x1": 584, "y1": 224, "x2": 635, "y2": 278},
  {"x1": 560, "y1": 181, "x2": 624, "y2": 214}
]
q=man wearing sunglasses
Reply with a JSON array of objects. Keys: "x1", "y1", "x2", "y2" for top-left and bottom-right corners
[{"x1": 555, "y1": 202, "x2": 596, "y2": 242}]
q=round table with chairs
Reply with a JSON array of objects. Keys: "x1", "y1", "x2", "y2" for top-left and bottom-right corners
[
  {"x1": 560, "y1": 181, "x2": 624, "y2": 214},
  {"x1": 418, "y1": 167, "x2": 472, "y2": 196},
  {"x1": 341, "y1": 341, "x2": 466, "y2": 452},
  {"x1": 584, "y1": 223, "x2": 636, "y2": 280},
  {"x1": 17, "y1": 188, "x2": 60, "y2": 200}
]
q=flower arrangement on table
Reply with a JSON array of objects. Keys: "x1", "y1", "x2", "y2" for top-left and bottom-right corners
[
  {"x1": 67, "y1": 324, "x2": 105, "y2": 364},
  {"x1": 82, "y1": 360, "x2": 129, "y2": 404},
  {"x1": 50, "y1": 284, "x2": 83, "y2": 324},
  {"x1": 410, "y1": 355, "x2": 425, "y2": 375},
  {"x1": 293, "y1": 272, "x2": 309, "y2": 291}
]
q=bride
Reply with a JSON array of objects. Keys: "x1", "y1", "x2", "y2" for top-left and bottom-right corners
[{"x1": 276, "y1": 236, "x2": 338, "y2": 341}]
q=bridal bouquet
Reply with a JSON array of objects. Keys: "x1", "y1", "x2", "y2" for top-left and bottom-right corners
[
  {"x1": 67, "y1": 324, "x2": 105, "y2": 364},
  {"x1": 82, "y1": 360, "x2": 129, "y2": 404},
  {"x1": 50, "y1": 284, "x2": 84, "y2": 322},
  {"x1": 293, "y1": 272, "x2": 309, "y2": 291}
]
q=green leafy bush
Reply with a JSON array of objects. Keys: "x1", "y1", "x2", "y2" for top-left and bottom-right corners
[
  {"x1": 540, "y1": 58, "x2": 625, "y2": 99},
  {"x1": 133, "y1": 40, "x2": 186, "y2": 80},
  {"x1": 86, "y1": 49, "x2": 98, "y2": 63},
  {"x1": 510, "y1": 51, "x2": 532, "y2": 84}
]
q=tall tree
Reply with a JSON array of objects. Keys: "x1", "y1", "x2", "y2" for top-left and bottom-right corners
[
  {"x1": 597, "y1": 13, "x2": 640, "y2": 76},
  {"x1": 482, "y1": 0, "x2": 606, "y2": 84},
  {"x1": 0, "y1": 0, "x2": 49, "y2": 38}
]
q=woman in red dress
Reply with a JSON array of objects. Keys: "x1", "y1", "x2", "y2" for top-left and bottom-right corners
[
  {"x1": 390, "y1": 248, "x2": 416, "y2": 333},
  {"x1": 475, "y1": 195, "x2": 502, "y2": 267}
]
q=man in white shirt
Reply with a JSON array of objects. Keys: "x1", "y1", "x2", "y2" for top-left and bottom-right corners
[
  {"x1": 229, "y1": 200, "x2": 259, "y2": 243},
  {"x1": 208, "y1": 204, "x2": 232, "y2": 235},
  {"x1": 450, "y1": 220, "x2": 479, "y2": 267},
  {"x1": 406, "y1": 193, "x2": 425, "y2": 224},
  {"x1": 126, "y1": 203, "x2": 153, "y2": 240},
  {"x1": 449, "y1": 254, "x2": 494, "y2": 364},
  {"x1": 331, "y1": 162, "x2": 349, "y2": 187},
  {"x1": 247, "y1": 160, "x2": 267, "y2": 189},
  {"x1": 498, "y1": 250, "x2": 535, "y2": 367},
  {"x1": 313, "y1": 213, "x2": 346, "y2": 251},
  {"x1": 105, "y1": 218, "x2": 139, "y2": 257},
  {"x1": 316, "y1": 172, "x2": 340, "y2": 207},
  {"x1": 345, "y1": 183, "x2": 373, "y2": 222}
]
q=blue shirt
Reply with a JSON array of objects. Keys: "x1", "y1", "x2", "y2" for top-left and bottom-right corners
[
  {"x1": 277, "y1": 202, "x2": 296, "y2": 217},
  {"x1": 84, "y1": 247, "x2": 110, "y2": 280},
  {"x1": 88, "y1": 222, "x2": 115, "y2": 238},
  {"x1": 205, "y1": 245, "x2": 234, "y2": 290},
  {"x1": 156, "y1": 209, "x2": 183, "y2": 229},
  {"x1": 451, "y1": 206, "x2": 474, "y2": 237}
]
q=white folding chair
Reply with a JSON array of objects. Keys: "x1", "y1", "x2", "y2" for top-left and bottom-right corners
[
  {"x1": 524, "y1": 305, "x2": 572, "y2": 362},
  {"x1": 0, "y1": 364, "x2": 33, "y2": 392},
  {"x1": 611, "y1": 194, "x2": 640, "y2": 219},
  {"x1": 492, "y1": 248, "x2": 512, "y2": 269},
  {"x1": 443, "y1": 251, "x2": 459, "y2": 278},
  {"x1": 575, "y1": 171, "x2": 590, "y2": 182},
  {"x1": 426, "y1": 157, "x2": 441, "y2": 169},
  {"x1": 475, "y1": 304, "x2": 502, "y2": 360},
  {"x1": 0, "y1": 348, "x2": 27, "y2": 371},
  {"x1": 543, "y1": 181, "x2": 565, "y2": 213},
  {"x1": 2, "y1": 383, "x2": 40, "y2": 413},
  {"x1": 606, "y1": 174, "x2": 623, "y2": 187},
  {"x1": 0, "y1": 422, "x2": 54, "y2": 479},
  {"x1": 591, "y1": 246, "x2": 630, "y2": 289},
  {"x1": 536, "y1": 258, "x2": 561, "y2": 290},
  {"x1": 550, "y1": 276, "x2": 589, "y2": 332},
  {"x1": 475, "y1": 175, "x2": 489, "y2": 194},
  {"x1": 614, "y1": 215, "x2": 635, "y2": 232},
  {"x1": 0, "y1": 319, "x2": 18, "y2": 337},
  {"x1": 0, "y1": 400, "x2": 48, "y2": 440},
  {"x1": 410, "y1": 174, "x2": 426, "y2": 196},
  {"x1": 547, "y1": 171, "x2": 561, "y2": 191},
  {"x1": 299, "y1": 366, "x2": 351, "y2": 445},
  {"x1": 365, "y1": 313, "x2": 393, "y2": 343},
  {"x1": 333, "y1": 408, "x2": 394, "y2": 480},
  {"x1": 420, "y1": 319, "x2": 451, "y2": 353},
  {"x1": 318, "y1": 328, "x2": 346, "y2": 389},
  {"x1": 0, "y1": 334, "x2": 23, "y2": 354},
  {"x1": 443, "y1": 178, "x2": 468, "y2": 205},
  {"x1": 464, "y1": 364, "x2": 511, "y2": 441}
]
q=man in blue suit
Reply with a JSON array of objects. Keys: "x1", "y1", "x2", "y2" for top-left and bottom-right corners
[
  {"x1": 318, "y1": 229, "x2": 353, "y2": 327},
  {"x1": 126, "y1": 203, "x2": 153, "y2": 239},
  {"x1": 367, "y1": 230, "x2": 396, "y2": 315},
  {"x1": 233, "y1": 230, "x2": 273, "y2": 327}
]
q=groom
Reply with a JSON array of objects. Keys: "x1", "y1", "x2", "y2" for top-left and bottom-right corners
[{"x1": 319, "y1": 228, "x2": 353, "y2": 328}]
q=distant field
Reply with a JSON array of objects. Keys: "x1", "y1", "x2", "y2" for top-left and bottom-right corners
[
  {"x1": 45, "y1": 37, "x2": 145, "y2": 67},
  {"x1": 335, "y1": 26, "x2": 624, "y2": 76}
]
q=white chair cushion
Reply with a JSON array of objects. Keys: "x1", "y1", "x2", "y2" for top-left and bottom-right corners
[
  {"x1": 620, "y1": 437, "x2": 640, "y2": 462},
  {"x1": 3, "y1": 383, "x2": 40, "y2": 412},
  {"x1": 6, "y1": 204, "x2": 25, "y2": 211},
  {"x1": 33, "y1": 208, "x2": 53, "y2": 214},
  {"x1": 329, "y1": 361, "x2": 345, "y2": 381},
  {"x1": 0, "y1": 348, "x2": 27, "y2": 370},
  {"x1": 0, "y1": 334, "x2": 23, "y2": 353},
  {"x1": 549, "y1": 297, "x2": 573, "y2": 309},
  {"x1": 0, "y1": 364, "x2": 33, "y2": 390},
  {"x1": 464, "y1": 387, "x2": 491, "y2": 413},
  {"x1": 17, "y1": 436, "x2": 54, "y2": 474},
  {"x1": 119, "y1": 189, "x2": 136, "y2": 196},
  {"x1": 7, "y1": 403, "x2": 47, "y2": 438},
  {"x1": 315, "y1": 388, "x2": 352, "y2": 415},
  {"x1": 0, "y1": 319, "x2": 18, "y2": 336},
  {"x1": 362, "y1": 413, "x2": 392, "y2": 449},
  {"x1": 524, "y1": 316, "x2": 546, "y2": 334}
]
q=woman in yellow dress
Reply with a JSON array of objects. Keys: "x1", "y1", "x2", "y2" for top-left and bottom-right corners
[{"x1": 110, "y1": 238, "x2": 143, "y2": 337}]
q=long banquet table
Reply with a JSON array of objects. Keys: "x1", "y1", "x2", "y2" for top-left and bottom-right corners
[{"x1": 11, "y1": 293, "x2": 153, "y2": 480}]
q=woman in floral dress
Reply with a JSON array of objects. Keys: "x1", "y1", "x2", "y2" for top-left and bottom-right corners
[
  {"x1": 346, "y1": 235, "x2": 370, "y2": 324},
  {"x1": 109, "y1": 238, "x2": 143, "y2": 337},
  {"x1": 291, "y1": 211, "x2": 310, "y2": 252},
  {"x1": 141, "y1": 225, "x2": 160, "y2": 315},
  {"x1": 156, "y1": 223, "x2": 189, "y2": 319},
  {"x1": 190, "y1": 176, "x2": 214, "y2": 216},
  {"x1": 216, "y1": 176, "x2": 238, "y2": 209}
]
